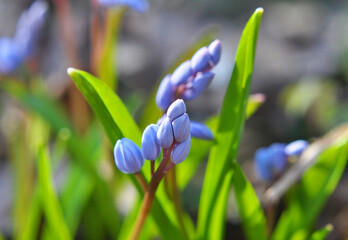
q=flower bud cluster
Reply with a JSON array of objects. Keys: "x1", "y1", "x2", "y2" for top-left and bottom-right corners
[
  {"x1": 254, "y1": 140, "x2": 308, "y2": 181},
  {"x1": 0, "y1": 0, "x2": 48, "y2": 75},
  {"x1": 114, "y1": 100, "x2": 191, "y2": 174},
  {"x1": 156, "y1": 39, "x2": 222, "y2": 112},
  {"x1": 155, "y1": 40, "x2": 221, "y2": 141}
]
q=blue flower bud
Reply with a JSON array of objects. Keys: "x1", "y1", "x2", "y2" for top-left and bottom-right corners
[
  {"x1": 268, "y1": 143, "x2": 287, "y2": 171},
  {"x1": 255, "y1": 148, "x2": 273, "y2": 181},
  {"x1": 157, "y1": 118, "x2": 174, "y2": 149},
  {"x1": 156, "y1": 75, "x2": 175, "y2": 111},
  {"x1": 0, "y1": 38, "x2": 22, "y2": 74},
  {"x1": 254, "y1": 143, "x2": 287, "y2": 181},
  {"x1": 190, "y1": 121, "x2": 213, "y2": 140},
  {"x1": 98, "y1": 0, "x2": 149, "y2": 12},
  {"x1": 182, "y1": 72, "x2": 214, "y2": 100},
  {"x1": 171, "y1": 135, "x2": 191, "y2": 164},
  {"x1": 172, "y1": 113, "x2": 190, "y2": 142},
  {"x1": 284, "y1": 140, "x2": 308, "y2": 156},
  {"x1": 141, "y1": 124, "x2": 161, "y2": 161},
  {"x1": 191, "y1": 46, "x2": 211, "y2": 74},
  {"x1": 114, "y1": 138, "x2": 144, "y2": 174},
  {"x1": 208, "y1": 39, "x2": 222, "y2": 65},
  {"x1": 170, "y1": 60, "x2": 193, "y2": 86},
  {"x1": 167, "y1": 99, "x2": 186, "y2": 121}
]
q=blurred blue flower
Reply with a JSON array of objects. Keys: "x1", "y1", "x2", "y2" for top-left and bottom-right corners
[
  {"x1": 285, "y1": 140, "x2": 308, "y2": 156},
  {"x1": 255, "y1": 140, "x2": 309, "y2": 181},
  {"x1": 255, "y1": 143, "x2": 287, "y2": 181},
  {"x1": 114, "y1": 138, "x2": 144, "y2": 174},
  {"x1": 0, "y1": 38, "x2": 22, "y2": 74},
  {"x1": 98, "y1": 0, "x2": 149, "y2": 12},
  {"x1": 0, "y1": 0, "x2": 48, "y2": 75},
  {"x1": 190, "y1": 121, "x2": 213, "y2": 140}
]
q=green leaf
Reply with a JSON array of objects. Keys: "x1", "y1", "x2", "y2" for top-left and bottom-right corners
[
  {"x1": 232, "y1": 163, "x2": 267, "y2": 240},
  {"x1": 68, "y1": 68, "x2": 187, "y2": 239},
  {"x1": 68, "y1": 68, "x2": 141, "y2": 144},
  {"x1": 272, "y1": 133, "x2": 348, "y2": 240},
  {"x1": 196, "y1": 8, "x2": 264, "y2": 239},
  {"x1": 4, "y1": 80, "x2": 122, "y2": 239},
  {"x1": 308, "y1": 224, "x2": 333, "y2": 240},
  {"x1": 38, "y1": 145, "x2": 72, "y2": 240},
  {"x1": 139, "y1": 28, "x2": 217, "y2": 129}
]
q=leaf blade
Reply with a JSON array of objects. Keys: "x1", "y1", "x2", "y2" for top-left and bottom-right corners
[{"x1": 196, "y1": 8, "x2": 264, "y2": 239}]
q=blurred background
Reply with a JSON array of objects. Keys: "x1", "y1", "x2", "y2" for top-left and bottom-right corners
[{"x1": 1, "y1": 0, "x2": 348, "y2": 239}]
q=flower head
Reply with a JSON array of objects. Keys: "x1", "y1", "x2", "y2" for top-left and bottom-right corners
[{"x1": 255, "y1": 140, "x2": 309, "y2": 181}]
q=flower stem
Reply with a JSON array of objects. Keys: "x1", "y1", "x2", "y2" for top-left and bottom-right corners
[{"x1": 130, "y1": 149, "x2": 172, "y2": 240}]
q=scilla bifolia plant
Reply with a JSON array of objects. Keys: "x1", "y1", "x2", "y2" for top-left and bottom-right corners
[{"x1": 68, "y1": 6, "x2": 348, "y2": 240}]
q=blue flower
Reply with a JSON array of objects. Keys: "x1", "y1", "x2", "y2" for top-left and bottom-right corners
[
  {"x1": 284, "y1": 140, "x2": 308, "y2": 156},
  {"x1": 255, "y1": 143, "x2": 287, "y2": 181},
  {"x1": 98, "y1": 0, "x2": 149, "y2": 12},
  {"x1": 0, "y1": 0, "x2": 48, "y2": 75},
  {"x1": 114, "y1": 138, "x2": 144, "y2": 174},
  {"x1": 0, "y1": 38, "x2": 22, "y2": 74}
]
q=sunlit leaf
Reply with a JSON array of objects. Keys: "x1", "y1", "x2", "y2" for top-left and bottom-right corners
[
  {"x1": 232, "y1": 163, "x2": 267, "y2": 240},
  {"x1": 38, "y1": 145, "x2": 72, "y2": 240},
  {"x1": 308, "y1": 224, "x2": 333, "y2": 240},
  {"x1": 196, "y1": 8, "x2": 264, "y2": 239}
]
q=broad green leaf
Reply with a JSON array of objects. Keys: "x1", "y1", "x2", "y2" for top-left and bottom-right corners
[
  {"x1": 308, "y1": 224, "x2": 333, "y2": 240},
  {"x1": 68, "y1": 68, "x2": 187, "y2": 239},
  {"x1": 139, "y1": 28, "x2": 217, "y2": 129},
  {"x1": 272, "y1": 133, "x2": 348, "y2": 240},
  {"x1": 196, "y1": 8, "x2": 263, "y2": 239},
  {"x1": 68, "y1": 68, "x2": 141, "y2": 144},
  {"x1": 232, "y1": 163, "x2": 267, "y2": 240},
  {"x1": 38, "y1": 145, "x2": 72, "y2": 240}
]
